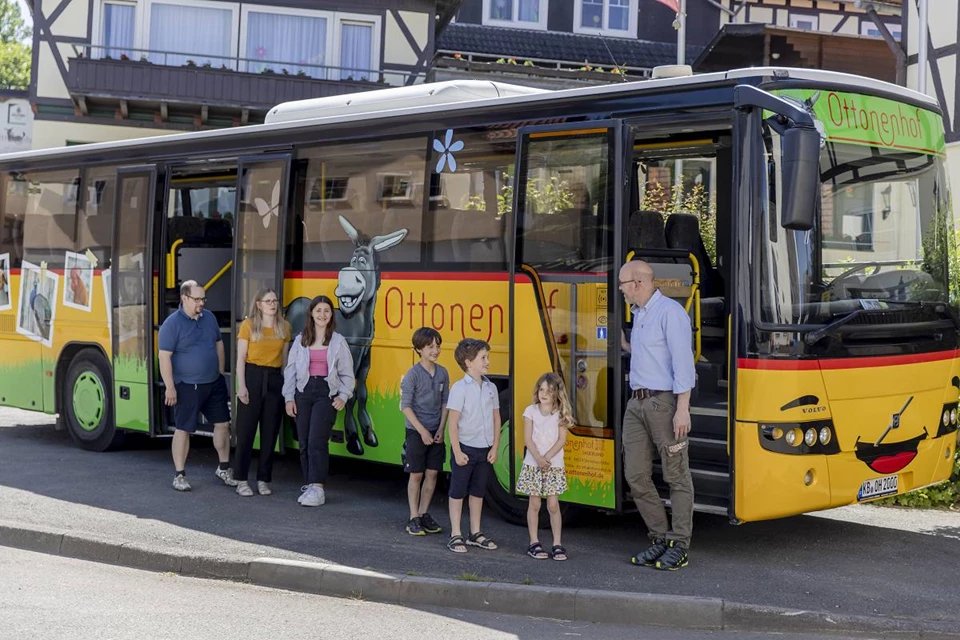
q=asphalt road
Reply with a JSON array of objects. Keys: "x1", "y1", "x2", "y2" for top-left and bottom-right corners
[
  {"x1": 1, "y1": 408, "x2": 959, "y2": 625},
  {"x1": 0, "y1": 546, "x2": 869, "y2": 640}
]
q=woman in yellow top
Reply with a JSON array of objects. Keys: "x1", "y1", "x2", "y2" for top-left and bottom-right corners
[{"x1": 232, "y1": 288, "x2": 291, "y2": 497}]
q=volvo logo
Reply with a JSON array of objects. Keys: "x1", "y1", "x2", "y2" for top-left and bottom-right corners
[{"x1": 875, "y1": 396, "x2": 914, "y2": 447}]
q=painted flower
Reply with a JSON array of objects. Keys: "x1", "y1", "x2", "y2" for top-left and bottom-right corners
[
  {"x1": 254, "y1": 181, "x2": 280, "y2": 229},
  {"x1": 433, "y1": 129, "x2": 464, "y2": 173}
]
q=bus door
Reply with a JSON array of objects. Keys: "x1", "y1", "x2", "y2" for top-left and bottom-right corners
[
  {"x1": 505, "y1": 123, "x2": 627, "y2": 515},
  {"x1": 231, "y1": 155, "x2": 290, "y2": 423},
  {"x1": 111, "y1": 166, "x2": 160, "y2": 433}
]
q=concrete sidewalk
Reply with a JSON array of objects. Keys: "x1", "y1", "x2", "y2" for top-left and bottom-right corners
[{"x1": 2, "y1": 409, "x2": 959, "y2": 638}]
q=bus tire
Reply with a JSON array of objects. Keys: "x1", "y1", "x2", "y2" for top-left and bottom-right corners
[{"x1": 63, "y1": 349, "x2": 121, "y2": 452}]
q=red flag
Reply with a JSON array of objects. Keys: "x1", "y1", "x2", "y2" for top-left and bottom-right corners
[{"x1": 654, "y1": 0, "x2": 679, "y2": 11}]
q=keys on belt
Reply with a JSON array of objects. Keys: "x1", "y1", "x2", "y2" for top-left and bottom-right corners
[{"x1": 631, "y1": 388, "x2": 670, "y2": 400}]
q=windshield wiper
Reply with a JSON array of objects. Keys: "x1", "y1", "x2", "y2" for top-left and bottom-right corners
[
  {"x1": 804, "y1": 309, "x2": 864, "y2": 345},
  {"x1": 882, "y1": 300, "x2": 960, "y2": 330}
]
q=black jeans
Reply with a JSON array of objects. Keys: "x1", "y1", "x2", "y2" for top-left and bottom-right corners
[
  {"x1": 295, "y1": 377, "x2": 338, "y2": 485},
  {"x1": 232, "y1": 363, "x2": 284, "y2": 483}
]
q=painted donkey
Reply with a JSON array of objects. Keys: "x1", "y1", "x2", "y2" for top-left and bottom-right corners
[{"x1": 334, "y1": 215, "x2": 407, "y2": 456}]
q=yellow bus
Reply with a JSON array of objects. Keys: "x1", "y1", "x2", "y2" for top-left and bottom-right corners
[{"x1": 0, "y1": 67, "x2": 956, "y2": 523}]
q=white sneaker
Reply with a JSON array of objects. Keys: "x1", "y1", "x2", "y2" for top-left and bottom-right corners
[
  {"x1": 215, "y1": 467, "x2": 239, "y2": 487},
  {"x1": 236, "y1": 481, "x2": 254, "y2": 497},
  {"x1": 300, "y1": 485, "x2": 325, "y2": 507},
  {"x1": 297, "y1": 485, "x2": 310, "y2": 504},
  {"x1": 257, "y1": 481, "x2": 272, "y2": 496},
  {"x1": 172, "y1": 475, "x2": 191, "y2": 492}
]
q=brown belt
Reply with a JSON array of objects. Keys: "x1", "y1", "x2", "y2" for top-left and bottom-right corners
[{"x1": 631, "y1": 388, "x2": 671, "y2": 400}]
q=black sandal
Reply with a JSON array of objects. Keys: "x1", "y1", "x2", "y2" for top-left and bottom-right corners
[
  {"x1": 550, "y1": 545, "x2": 568, "y2": 561},
  {"x1": 526, "y1": 541, "x2": 548, "y2": 559},
  {"x1": 466, "y1": 531, "x2": 498, "y2": 550},
  {"x1": 447, "y1": 535, "x2": 468, "y2": 553}
]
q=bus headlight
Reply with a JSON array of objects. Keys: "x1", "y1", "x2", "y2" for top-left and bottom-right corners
[
  {"x1": 937, "y1": 403, "x2": 960, "y2": 438},
  {"x1": 785, "y1": 428, "x2": 801, "y2": 447},
  {"x1": 819, "y1": 427, "x2": 832, "y2": 446},
  {"x1": 758, "y1": 420, "x2": 839, "y2": 455}
]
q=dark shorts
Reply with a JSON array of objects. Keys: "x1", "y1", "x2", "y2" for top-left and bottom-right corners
[
  {"x1": 174, "y1": 376, "x2": 230, "y2": 434},
  {"x1": 448, "y1": 444, "x2": 491, "y2": 500},
  {"x1": 402, "y1": 429, "x2": 444, "y2": 474}
]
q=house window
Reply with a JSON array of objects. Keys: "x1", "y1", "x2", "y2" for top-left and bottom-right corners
[
  {"x1": 239, "y1": 7, "x2": 379, "y2": 81},
  {"x1": 861, "y1": 22, "x2": 901, "y2": 40},
  {"x1": 147, "y1": 1, "x2": 236, "y2": 67},
  {"x1": 789, "y1": 14, "x2": 818, "y2": 31},
  {"x1": 244, "y1": 11, "x2": 328, "y2": 77},
  {"x1": 100, "y1": 2, "x2": 135, "y2": 59},
  {"x1": 575, "y1": 0, "x2": 636, "y2": 37},
  {"x1": 482, "y1": 0, "x2": 547, "y2": 29},
  {"x1": 338, "y1": 20, "x2": 374, "y2": 81}
]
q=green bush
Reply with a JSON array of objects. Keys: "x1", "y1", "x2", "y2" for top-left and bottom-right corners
[{"x1": 876, "y1": 450, "x2": 960, "y2": 509}]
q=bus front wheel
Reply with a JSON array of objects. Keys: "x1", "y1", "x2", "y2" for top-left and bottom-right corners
[{"x1": 63, "y1": 350, "x2": 120, "y2": 451}]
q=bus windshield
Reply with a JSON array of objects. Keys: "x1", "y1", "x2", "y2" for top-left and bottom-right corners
[{"x1": 759, "y1": 137, "x2": 955, "y2": 327}]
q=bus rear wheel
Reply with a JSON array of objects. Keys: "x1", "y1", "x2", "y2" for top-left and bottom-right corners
[{"x1": 63, "y1": 350, "x2": 121, "y2": 452}]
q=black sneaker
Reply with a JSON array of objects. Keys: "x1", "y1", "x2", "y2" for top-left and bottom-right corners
[
  {"x1": 655, "y1": 543, "x2": 689, "y2": 571},
  {"x1": 631, "y1": 538, "x2": 669, "y2": 566},
  {"x1": 406, "y1": 517, "x2": 426, "y2": 536},
  {"x1": 419, "y1": 512, "x2": 442, "y2": 534}
]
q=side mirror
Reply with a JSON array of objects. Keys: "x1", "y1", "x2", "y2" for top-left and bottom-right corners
[
  {"x1": 779, "y1": 126, "x2": 820, "y2": 231},
  {"x1": 733, "y1": 85, "x2": 824, "y2": 233}
]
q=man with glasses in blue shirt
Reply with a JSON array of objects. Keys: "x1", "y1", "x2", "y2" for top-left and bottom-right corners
[
  {"x1": 158, "y1": 280, "x2": 236, "y2": 491},
  {"x1": 618, "y1": 260, "x2": 695, "y2": 571}
]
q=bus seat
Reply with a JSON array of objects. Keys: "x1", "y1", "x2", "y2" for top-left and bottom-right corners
[
  {"x1": 203, "y1": 218, "x2": 233, "y2": 244},
  {"x1": 665, "y1": 213, "x2": 720, "y2": 298},
  {"x1": 627, "y1": 210, "x2": 667, "y2": 253},
  {"x1": 431, "y1": 207, "x2": 459, "y2": 262},
  {"x1": 382, "y1": 206, "x2": 422, "y2": 262},
  {"x1": 167, "y1": 216, "x2": 206, "y2": 245},
  {"x1": 525, "y1": 208, "x2": 582, "y2": 264},
  {"x1": 452, "y1": 208, "x2": 504, "y2": 265},
  {"x1": 665, "y1": 213, "x2": 724, "y2": 330},
  {"x1": 319, "y1": 210, "x2": 382, "y2": 265}
]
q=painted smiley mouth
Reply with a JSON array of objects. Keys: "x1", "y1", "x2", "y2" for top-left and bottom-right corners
[{"x1": 854, "y1": 430, "x2": 928, "y2": 474}]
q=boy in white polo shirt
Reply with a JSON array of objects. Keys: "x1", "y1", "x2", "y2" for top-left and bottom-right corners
[{"x1": 445, "y1": 338, "x2": 500, "y2": 553}]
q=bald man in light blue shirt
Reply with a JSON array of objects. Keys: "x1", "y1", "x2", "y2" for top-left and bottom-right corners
[{"x1": 619, "y1": 260, "x2": 695, "y2": 571}]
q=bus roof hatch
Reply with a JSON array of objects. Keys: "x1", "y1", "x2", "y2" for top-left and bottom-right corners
[{"x1": 265, "y1": 80, "x2": 548, "y2": 124}]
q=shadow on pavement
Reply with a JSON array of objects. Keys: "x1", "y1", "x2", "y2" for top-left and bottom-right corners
[{"x1": 2, "y1": 419, "x2": 959, "y2": 624}]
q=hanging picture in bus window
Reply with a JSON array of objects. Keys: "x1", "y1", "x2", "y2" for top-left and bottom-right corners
[
  {"x1": 63, "y1": 250, "x2": 94, "y2": 312},
  {"x1": 16, "y1": 260, "x2": 57, "y2": 347},
  {"x1": 0, "y1": 252, "x2": 10, "y2": 310}
]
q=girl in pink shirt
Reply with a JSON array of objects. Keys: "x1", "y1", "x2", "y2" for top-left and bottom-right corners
[{"x1": 517, "y1": 372, "x2": 572, "y2": 561}]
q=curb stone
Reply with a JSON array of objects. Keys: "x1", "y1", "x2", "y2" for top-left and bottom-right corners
[{"x1": 1, "y1": 521, "x2": 957, "y2": 638}]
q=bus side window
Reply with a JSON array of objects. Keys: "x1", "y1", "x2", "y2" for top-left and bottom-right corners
[
  {"x1": 77, "y1": 169, "x2": 118, "y2": 266},
  {"x1": 22, "y1": 169, "x2": 80, "y2": 270},
  {"x1": 0, "y1": 173, "x2": 27, "y2": 269}
]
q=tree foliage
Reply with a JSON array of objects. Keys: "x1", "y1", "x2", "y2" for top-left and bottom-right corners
[{"x1": 0, "y1": 0, "x2": 31, "y2": 89}]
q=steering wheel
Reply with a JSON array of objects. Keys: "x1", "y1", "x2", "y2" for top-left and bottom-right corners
[{"x1": 824, "y1": 262, "x2": 881, "y2": 293}]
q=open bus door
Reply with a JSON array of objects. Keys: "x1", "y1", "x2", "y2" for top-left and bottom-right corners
[
  {"x1": 491, "y1": 123, "x2": 627, "y2": 523},
  {"x1": 231, "y1": 155, "x2": 291, "y2": 444},
  {"x1": 111, "y1": 166, "x2": 160, "y2": 434}
]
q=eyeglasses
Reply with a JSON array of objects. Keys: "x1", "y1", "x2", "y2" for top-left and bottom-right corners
[
  {"x1": 185, "y1": 295, "x2": 207, "y2": 303},
  {"x1": 260, "y1": 299, "x2": 279, "y2": 305},
  {"x1": 618, "y1": 279, "x2": 640, "y2": 287}
]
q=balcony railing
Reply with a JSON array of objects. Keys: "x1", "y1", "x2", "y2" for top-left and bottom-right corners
[{"x1": 81, "y1": 45, "x2": 386, "y2": 83}]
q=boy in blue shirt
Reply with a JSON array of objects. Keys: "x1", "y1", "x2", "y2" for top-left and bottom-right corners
[
  {"x1": 445, "y1": 338, "x2": 500, "y2": 553},
  {"x1": 400, "y1": 327, "x2": 449, "y2": 536}
]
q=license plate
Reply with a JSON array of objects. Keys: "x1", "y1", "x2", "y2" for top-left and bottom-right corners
[{"x1": 857, "y1": 474, "x2": 899, "y2": 501}]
